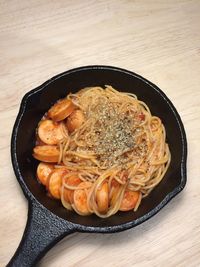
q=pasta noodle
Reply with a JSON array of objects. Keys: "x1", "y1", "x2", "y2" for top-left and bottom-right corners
[{"x1": 34, "y1": 86, "x2": 171, "y2": 218}]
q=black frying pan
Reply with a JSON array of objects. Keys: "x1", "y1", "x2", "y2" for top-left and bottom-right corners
[{"x1": 8, "y1": 66, "x2": 187, "y2": 267}]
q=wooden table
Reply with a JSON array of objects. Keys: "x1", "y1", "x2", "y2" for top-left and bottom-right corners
[{"x1": 0, "y1": 1, "x2": 200, "y2": 266}]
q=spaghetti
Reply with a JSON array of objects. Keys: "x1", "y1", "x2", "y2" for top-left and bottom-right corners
[{"x1": 34, "y1": 86, "x2": 171, "y2": 218}]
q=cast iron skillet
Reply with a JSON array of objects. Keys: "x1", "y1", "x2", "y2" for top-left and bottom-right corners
[{"x1": 8, "y1": 66, "x2": 187, "y2": 267}]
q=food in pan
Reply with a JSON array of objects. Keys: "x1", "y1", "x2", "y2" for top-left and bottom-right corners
[{"x1": 33, "y1": 86, "x2": 171, "y2": 218}]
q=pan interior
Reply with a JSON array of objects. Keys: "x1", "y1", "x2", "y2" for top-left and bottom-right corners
[{"x1": 14, "y1": 67, "x2": 185, "y2": 227}]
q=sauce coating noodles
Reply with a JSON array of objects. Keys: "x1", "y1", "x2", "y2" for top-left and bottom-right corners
[{"x1": 34, "y1": 86, "x2": 171, "y2": 218}]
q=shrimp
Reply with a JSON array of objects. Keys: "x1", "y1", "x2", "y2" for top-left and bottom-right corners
[
  {"x1": 96, "y1": 182, "x2": 109, "y2": 213},
  {"x1": 66, "y1": 109, "x2": 85, "y2": 132},
  {"x1": 119, "y1": 190, "x2": 140, "y2": 211},
  {"x1": 36, "y1": 162, "x2": 54, "y2": 186},
  {"x1": 73, "y1": 181, "x2": 92, "y2": 215},
  {"x1": 63, "y1": 175, "x2": 82, "y2": 204},
  {"x1": 48, "y1": 98, "x2": 76, "y2": 121},
  {"x1": 48, "y1": 168, "x2": 67, "y2": 199},
  {"x1": 38, "y1": 120, "x2": 64, "y2": 145},
  {"x1": 33, "y1": 145, "x2": 60, "y2": 162}
]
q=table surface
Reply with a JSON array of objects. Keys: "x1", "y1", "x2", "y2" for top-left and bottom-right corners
[{"x1": 0, "y1": 1, "x2": 200, "y2": 266}]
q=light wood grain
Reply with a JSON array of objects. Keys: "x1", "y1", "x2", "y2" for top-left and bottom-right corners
[{"x1": 0, "y1": 0, "x2": 200, "y2": 266}]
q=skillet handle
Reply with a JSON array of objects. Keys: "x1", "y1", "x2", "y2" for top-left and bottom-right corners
[{"x1": 7, "y1": 200, "x2": 75, "y2": 267}]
